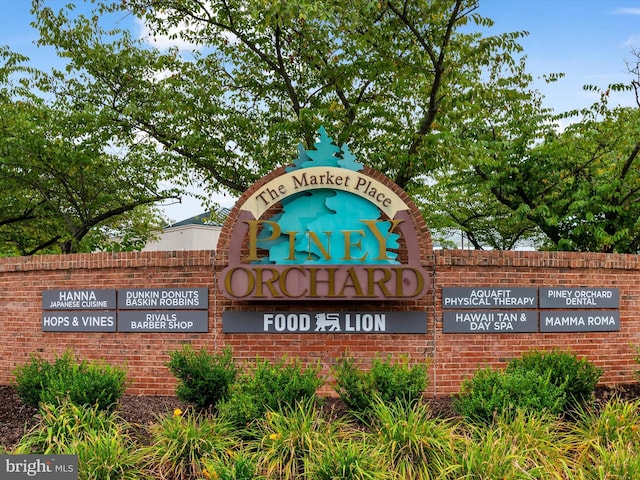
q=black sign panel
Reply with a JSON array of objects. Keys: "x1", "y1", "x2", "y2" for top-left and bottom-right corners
[
  {"x1": 223, "y1": 311, "x2": 426, "y2": 334},
  {"x1": 42, "y1": 289, "x2": 116, "y2": 310},
  {"x1": 442, "y1": 287, "x2": 538, "y2": 309},
  {"x1": 539, "y1": 288, "x2": 619, "y2": 309},
  {"x1": 118, "y1": 288, "x2": 208, "y2": 309},
  {"x1": 540, "y1": 310, "x2": 620, "y2": 332},
  {"x1": 42, "y1": 311, "x2": 116, "y2": 332},
  {"x1": 443, "y1": 310, "x2": 538, "y2": 333},
  {"x1": 118, "y1": 310, "x2": 208, "y2": 332}
]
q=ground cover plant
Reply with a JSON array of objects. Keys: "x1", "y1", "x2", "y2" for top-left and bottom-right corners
[{"x1": 3, "y1": 348, "x2": 640, "y2": 479}]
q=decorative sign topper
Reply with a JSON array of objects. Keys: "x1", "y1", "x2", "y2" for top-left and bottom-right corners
[{"x1": 219, "y1": 127, "x2": 430, "y2": 301}]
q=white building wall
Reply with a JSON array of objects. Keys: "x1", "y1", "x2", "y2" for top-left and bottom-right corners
[{"x1": 143, "y1": 225, "x2": 221, "y2": 251}]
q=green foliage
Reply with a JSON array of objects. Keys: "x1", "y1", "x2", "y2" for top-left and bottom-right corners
[
  {"x1": 457, "y1": 409, "x2": 569, "y2": 479},
  {"x1": 72, "y1": 429, "x2": 148, "y2": 480},
  {"x1": 201, "y1": 449, "x2": 260, "y2": 480},
  {"x1": 566, "y1": 397, "x2": 640, "y2": 479},
  {"x1": 363, "y1": 397, "x2": 459, "y2": 479},
  {"x1": 455, "y1": 350, "x2": 602, "y2": 424},
  {"x1": 12, "y1": 353, "x2": 53, "y2": 408},
  {"x1": 453, "y1": 367, "x2": 566, "y2": 424},
  {"x1": 632, "y1": 344, "x2": 640, "y2": 384},
  {"x1": 218, "y1": 357, "x2": 323, "y2": 427},
  {"x1": 506, "y1": 349, "x2": 602, "y2": 411},
  {"x1": 14, "y1": 401, "x2": 110, "y2": 454},
  {"x1": 309, "y1": 438, "x2": 390, "y2": 480},
  {"x1": 0, "y1": 47, "x2": 174, "y2": 255},
  {"x1": 17, "y1": 404, "x2": 149, "y2": 480},
  {"x1": 166, "y1": 345, "x2": 238, "y2": 411},
  {"x1": 332, "y1": 354, "x2": 428, "y2": 415},
  {"x1": 255, "y1": 399, "x2": 331, "y2": 480},
  {"x1": 26, "y1": 0, "x2": 569, "y2": 253},
  {"x1": 14, "y1": 401, "x2": 129, "y2": 452},
  {"x1": 143, "y1": 408, "x2": 239, "y2": 479},
  {"x1": 11, "y1": 383, "x2": 640, "y2": 479},
  {"x1": 1, "y1": 0, "x2": 636, "y2": 253},
  {"x1": 13, "y1": 351, "x2": 127, "y2": 410}
]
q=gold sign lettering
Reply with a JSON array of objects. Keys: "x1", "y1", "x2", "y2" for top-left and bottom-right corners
[{"x1": 220, "y1": 265, "x2": 426, "y2": 300}]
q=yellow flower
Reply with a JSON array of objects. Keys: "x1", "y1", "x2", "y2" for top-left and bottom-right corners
[
  {"x1": 174, "y1": 408, "x2": 183, "y2": 417},
  {"x1": 202, "y1": 469, "x2": 219, "y2": 479},
  {"x1": 269, "y1": 433, "x2": 282, "y2": 441}
]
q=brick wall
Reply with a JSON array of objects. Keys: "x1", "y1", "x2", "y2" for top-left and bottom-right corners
[
  {"x1": 1, "y1": 248, "x2": 639, "y2": 397},
  {"x1": 433, "y1": 250, "x2": 640, "y2": 395},
  {"x1": 0, "y1": 251, "x2": 215, "y2": 396}
]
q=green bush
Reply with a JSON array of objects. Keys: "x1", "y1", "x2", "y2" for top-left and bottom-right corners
[
  {"x1": 13, "y1": 351, "x2": 127, "y2": 410},
  {"x1": 506, "y1": 349, "x2": 602, "y2": 410},
  {"x1": 453, "y1": 367, "x2": 566, "y2": 424},
  {"x1": 166, "y1": 345, "x2": 238, "y2": 410},
  {"x1": 332, "y1": 354, "x2": 428, "y2": 415},
  {"x1": 454, "y1": 350, "x2": 603, "y2": 424},
  {"x1": 12, "y1": 353, "x2": 55, "y2": 408},
  {"x1": 218, "y1": 356, "x2": 323, "y2": 427}
]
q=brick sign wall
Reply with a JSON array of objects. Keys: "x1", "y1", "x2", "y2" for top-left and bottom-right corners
[
  {"x1": 0, "y1": 248, "x2": 640, "y2": 397},
  {"x1": 433, "y1": 250, "x2": 640, "y2": 395}
]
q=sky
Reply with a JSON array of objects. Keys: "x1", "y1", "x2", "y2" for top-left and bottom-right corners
[{"x1": 1, "y1": 0, "x2": 640, "y2": 222}]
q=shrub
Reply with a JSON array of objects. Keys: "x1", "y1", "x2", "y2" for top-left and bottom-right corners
[
  {"x1": 332, "y1": 353, "x2": 428, "y2": 415},
  {"x1": 218, "y1": 356, "x2": 323, "y2": 427},
  {"x1": 507, "y1": 349, "x2": 602, "y2": 411},
  {"x1": 453, "y1": 367, "x2": 566, "y2": 424},
  {"x1": 166, "y1": 345, "x2": 238, "y2": 410},
  {"x1": 13, "y1": 351, "x2": 127, "y2": 410},
  {"x1": 12, "y1": 353, "x2": 55, "y2": 408}
]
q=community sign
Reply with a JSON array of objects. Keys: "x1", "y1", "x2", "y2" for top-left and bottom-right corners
[{"x1": 218, "y1": 128, "x2": 430, "y2": 301}]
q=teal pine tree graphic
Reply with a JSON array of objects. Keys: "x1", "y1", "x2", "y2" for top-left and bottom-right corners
[{"x1": 255, "y1": 127, "x2": 397, "y2": 264}]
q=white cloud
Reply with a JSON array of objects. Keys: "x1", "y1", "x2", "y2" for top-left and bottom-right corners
[
  {"x1": 134, "y1": 13, "x2": 238, "y2": 52},
  {"x1": 613, "y1": 8, "x2": 640, "y2": 15},
  {"x1": 134, "y1": 17, "x2": 200, "y2": 51}
]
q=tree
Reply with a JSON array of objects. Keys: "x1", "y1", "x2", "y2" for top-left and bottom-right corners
[
  {"x1": 30, "y1": 0, "x2": 530, "y2": 191},
  {"x1": 427, "y1": 67, "x2": 640, "y2": 253},
  {"x1": 0, "y1": 46, "x2": 179, "y2": 254},
  {"x1": 503, "y1": 89, "x2": 640, "y2": 253},
  {"x1": 30, "y1": 0, "x2": 640, "y2": 252}
]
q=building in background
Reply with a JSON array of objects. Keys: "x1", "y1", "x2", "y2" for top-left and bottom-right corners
[{"x1": 143, "y1": 210, "x2": 228, "y2": 251}]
